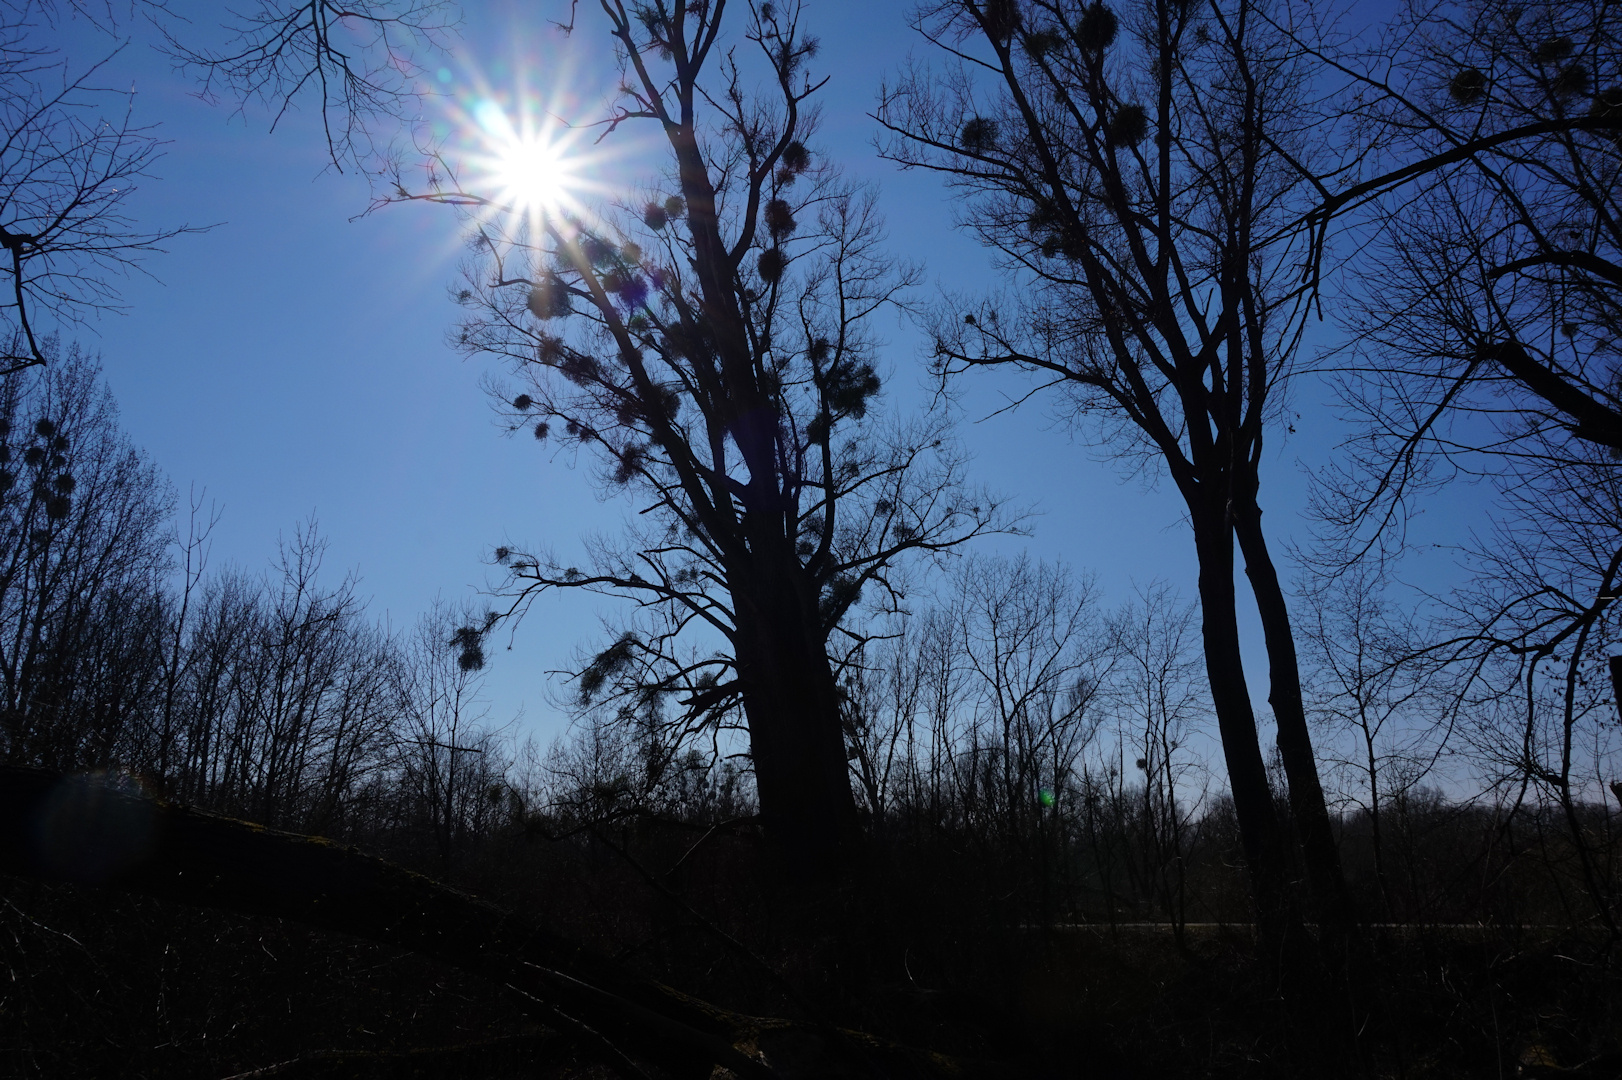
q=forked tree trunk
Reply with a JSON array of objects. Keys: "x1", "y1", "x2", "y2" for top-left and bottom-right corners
[
  {"x1": 665, "y1": 118, "x2": 859, "y2": 874},
  {"x1": 1234, "y1": 500, "x2": 1352, "y2": 949},
  {"x1": 1190, "y1": 504, "x2": 1295, "y2": 944}
]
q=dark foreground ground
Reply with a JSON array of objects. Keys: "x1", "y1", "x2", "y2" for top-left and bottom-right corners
[{"x1": 3, "y1": 826, "x2": 1620, "y2": 1079}]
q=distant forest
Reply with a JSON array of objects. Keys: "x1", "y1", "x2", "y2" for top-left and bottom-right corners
[{"x1": 3, "y1": 0, "x2": 1621, "y2": 1077}]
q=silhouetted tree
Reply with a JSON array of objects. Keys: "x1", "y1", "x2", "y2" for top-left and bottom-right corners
[
  {"x1": 395, "y1": 599, "x2": 510, "y2": 874},
  {"x1": 1307, "y1": 0, "x2": 1622, "y2": 933},
  {"x1": 0, "y1": 10, "x2": 191, "y2": 373},
  {"x1": 396, "y1": 0, "x2": 1008, "y2": 869},
  {"x1": 1106, "y1": 581, "x2": 1208, "y2": 944},
  {"x1": 0, "y1": 0, "x2": 458, "y2": 373},
  {"x1": 842, "y1": 610, "x2": 945, "y2": 827},
  {"x1": 878, "y1": 0, "x2": 1349, "y2": 942},
  {"x1": 1299, "y1": 563, "x2": 1438, "y2": 920},
  {"x1": 949, "y1": 555, "x2": 1103, "y2": 859},
  {"x1": 1389, "y1": 449, "x2": 1622, "y2": 933},
  {"x1": 0, "y1": 346, "x2": 173, "y2": 765},
  {"x1": 163, "y1": 0, "x2": 455, "y2": 170},
  {"x1": 209, "y1": 525, "x2": 400, "y2": 831},
  {"x1": 868, "y1": 604, "x2": 965, "y2": 834},
  {"x1": 1314, "y1": 0, "x2": 1622, "y2": 485}
]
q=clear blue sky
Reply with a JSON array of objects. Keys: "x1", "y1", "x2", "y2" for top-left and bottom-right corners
[{"x1": 49, "y1": 0, "x2": 1466, "y2": 748}]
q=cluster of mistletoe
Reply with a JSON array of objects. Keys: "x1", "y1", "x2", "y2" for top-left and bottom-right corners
[
  {"x1": 410, "y1": 0, "x2": 1008, "y2": 760},
  {"x1": 0, "y1": 415, "x2": 74, "y2": 547},
  {"x1": 452, "y1": 175, "x2": 924, "y2": 594},
  {"x1": 1337, "y1": 0, "x2": 1622, "y2": 473},
  {"x1": 925, "y1": 0, "x2": 1261, "y2": 303}
]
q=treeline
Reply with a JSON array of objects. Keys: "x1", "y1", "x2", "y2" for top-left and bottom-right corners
[
  {"x1": 3, "y1": 353, "x2": 1615, "y2": 934},
  {"x1": 0, "y1": 353, "x2": 515, "y2": 870},
  {"x1": 544, "y1": 556, "x2": 1621, "y2": 934}
]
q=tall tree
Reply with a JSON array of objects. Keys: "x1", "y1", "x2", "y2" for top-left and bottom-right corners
[
  {"x1": 395, "y1": 0, "x2": 1006, "y2": 869},
  {"x1": 877, "y1": 0, "x2": 1349, "y2": 939}
]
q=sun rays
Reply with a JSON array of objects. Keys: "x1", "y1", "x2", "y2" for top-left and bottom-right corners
[
  {"x1": 433, "y1": 48, "x2": 627, "y2": 241},
  {"x1": 465, "y1": 96, "x2": 586, "y2": 221}
]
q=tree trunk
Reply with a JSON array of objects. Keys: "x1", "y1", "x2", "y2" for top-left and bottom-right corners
[
  {"x1": 1189, "y1": 504, "x2": 1294, "y2": 945},
  {"x1": 1233, "y1": 500, "x2": 1352, "y2": 947},
  {"x1": 732, "y1": 553, "x2": 859, "y2": 873}
]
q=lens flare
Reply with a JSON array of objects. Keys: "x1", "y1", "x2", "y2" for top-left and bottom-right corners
[
  {"x1": 425, "y1": 40, "x2": 657, "y2": 267},
  {"x1": 468, "y1": 97, "x2": 583, "y2": 219}
]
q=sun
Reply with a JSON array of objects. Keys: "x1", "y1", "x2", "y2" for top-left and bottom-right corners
[
  {"x1": 490, "y1": 134, "x2": 569, "y2": 213},
  {"x1": 433, "y1": 47, "x2": 650, "y2": 247},
  {"x1": 469, "y1": 99, "x2": 583, "y2": 218}
]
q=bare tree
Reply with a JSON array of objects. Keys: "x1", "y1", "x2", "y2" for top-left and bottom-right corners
[
  {"x1": 1408, "y1": 448, "x2": 1622, "y2": 932},
  {"x1": 163, "y1": 0, "x2": 457, "y2": 171},
  {"x1": 916, "y1": 554, "x2": 1105, "y2": 924},
  {"x1": 862, "y1": 604, "x2": 967, "y2": 836},
  {"x1": 166, "y1": 564, "x2": 259, "y2": 805},
  {"x1": 0, "y1": 0, "x2": 461, "y2": 374},
  {"x1": 0, "y1": 344, "x2": 173, "y2": 765},
  {"x1": 160, "y1": 524, "x2": 401, "y2": 831},
  {"x1": 843, "y1": 609, "x2": 950, "y2": 827},
  {"x1": 390, "y1": 0, "x2": 1009, "y2": 868},
  {"x1": 877, "y1": 0, "x2": 1349, "y2": 941},
  {"x1": 1314, "y1": 0, "x2": 1622, "y2": 496},
  {"x1": 1106, "y1": 581, "x2": 1208, "y2": 943},
  {"x1": 144, "y1": 486, "x2": 218, "y2": 785},
  {"x1": 951, "y1": 554, "x2": 1102, "y2": 846},
  {"x1": 1298, "y1": 563, "x2": 1439, "y2": 919},
  {"x1": 0, "y1": 10, "x2": 194, "y2": 373},
  {"x1": 1301, "y1": 0, "x2": 1622, "y2": 932},
  {"x1": 395, "y1": 598, "x2": 512, "y2": 873}
]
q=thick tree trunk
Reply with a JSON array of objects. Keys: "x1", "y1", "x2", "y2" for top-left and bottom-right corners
[
  {"x1": 732, "y1": 554, "x2": 859, "y2": 873},
  {"x1": 1233, "y1": 501, "x2": 1352, "y2": 947},
  {"x1": 1188, "y1": 505, "x2": 1294, "y2": 944}
]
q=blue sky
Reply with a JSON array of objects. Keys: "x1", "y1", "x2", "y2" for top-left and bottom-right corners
[{"x1": 46, "y1": 0, "x2": 1461, "y2": 748}]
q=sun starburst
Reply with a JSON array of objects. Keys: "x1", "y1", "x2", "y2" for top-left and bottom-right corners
[{"x1": 467, "y1": 98, "x2": 585, "y2": 220}]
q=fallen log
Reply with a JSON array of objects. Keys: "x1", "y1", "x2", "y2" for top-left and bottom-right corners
[
  {"x1": 0, "y1": 768, "x2": 771, "y2": 1078},
  {"x1": 0, "y1": 767, "x2": 1007, "y2": 1079}
]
